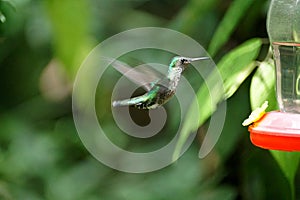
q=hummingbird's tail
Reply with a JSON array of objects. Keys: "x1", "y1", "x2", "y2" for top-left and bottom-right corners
[
  {"x1": 112, "y1": 99, "x2": 133, "y2": 107},
  {"x1": 112, "y1": 94, "x2": 149, "y2": 107}
]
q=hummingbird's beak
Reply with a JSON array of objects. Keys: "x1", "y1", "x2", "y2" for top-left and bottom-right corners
[{"x1": 188, "y1": 57, "x2": 210, "y2": 62}]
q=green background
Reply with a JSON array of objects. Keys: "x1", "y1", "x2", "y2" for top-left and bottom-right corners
[{"x1": 0, "y1": 0, "x2": 299, "y2": 199}]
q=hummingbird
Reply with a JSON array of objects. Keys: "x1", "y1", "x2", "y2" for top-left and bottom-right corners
[{"x1": 111, "y1": 56, "x2": 209, "y2": 109}]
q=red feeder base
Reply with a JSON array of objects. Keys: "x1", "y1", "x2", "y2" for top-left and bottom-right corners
[{"x1": 249, "y1": 111, "x2": 300, "y2": 151}]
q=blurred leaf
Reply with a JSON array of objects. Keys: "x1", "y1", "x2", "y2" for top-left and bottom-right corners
[
  {"x1": 223, "y1": 62, "x2": 256, "y2": 99},
  {"x1": 0, "y1": 180, "x2": 12, "y2": 200},
  {"x1": 0, "y1": 0, "x2": 16, "y2": 23},
  {"x1": 46, "y1": 159, "x2": 108, "y2": 200},
  {"x1": 1, "y1": 0, "x2": 15, "y2": 7},
  {"x1": 242, "y1": 149, "x2": 293, "y2": 199},
  {"x1": 198, "y1": 186, "x2": 237, "y2": 200},
  {"x1": 0, "y1": 11, "x2": 5, "y2": 22},
  {"x1": 214, "y1": 77, "x2": 251, "y2": 161},
  {"x1": 103, "y1": 147, "x2": 236, "y2": 200},
  {"x1": 117, "y1": 10, "x2": 164, "y2": 29},
  {"x1": 218, "y1": 38, "x2": 262, "y2": 99},
  {"x1": 1, "y1": 127, "x2": 59, "y2": 178},
  {"x1": 109, "y1": 148, "x2": 204, "y2": 200},
  {"x1": 46, "y1": 0, "x2": 92, "y2": 78},
  {"x1": 250, "y1": 58, "x2": 277, "y2": 111},
  {"x1": 173, "y1": 38, "x2": 262, "y2": 159},
  {"x1": 270, "y1": 151, "x2": 300, "y2": 199},
  {"x1": 170, "y1": 0, "x2": 219, "y2": 34},
  {"x1": 208, "y1": 0, "x2": 254, "y2": 57}
]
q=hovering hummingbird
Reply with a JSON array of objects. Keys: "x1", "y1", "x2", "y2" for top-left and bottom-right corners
[{"x1": 111, "y1": 56, "x2": 209, "y2": 109}]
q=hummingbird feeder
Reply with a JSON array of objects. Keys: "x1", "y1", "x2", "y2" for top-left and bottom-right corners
[{"x1": 248, "y1": 0, "x2": 300, "y2": 151}]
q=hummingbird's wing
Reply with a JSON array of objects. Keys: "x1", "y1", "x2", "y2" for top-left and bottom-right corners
[{"x1": 106, "y1": 58, "x2": 164, "y2": 91}]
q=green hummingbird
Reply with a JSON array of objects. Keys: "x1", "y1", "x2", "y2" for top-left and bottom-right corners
[{"x1": 111, "y1": 56, "x2": 209, "y2": 109}]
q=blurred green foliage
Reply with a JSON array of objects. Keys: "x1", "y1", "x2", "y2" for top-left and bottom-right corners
[{"x1": 0, "y1": 0, "x2": 299, "y2": 199}]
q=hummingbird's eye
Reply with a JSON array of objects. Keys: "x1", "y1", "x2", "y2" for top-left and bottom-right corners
[{"x1": 181, "y1": 59, "x2": 188, "y2": 64}]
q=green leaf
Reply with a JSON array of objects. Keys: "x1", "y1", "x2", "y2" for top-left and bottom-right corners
[
  {"x1": 0, "y1": 11, "x2": 6, "y2": 23},
  {"x1": 0, "y1": 0, "x2": 16, "y2": 23},
  {"x1": 208, "y1": 0, "x2": 254, "y2": 57},
  {"x1": 270, "y1": 151, "x2": 300, "y2": 199},
  {"x1": 170, "y1": 0, "x2": 219, "y2": 34},
  {"x1": 173, "y1": 38, "x2": 262, "y2": 160},
  {"x1": 206, "y1": 38, "x2": 262, "y2": 123},
  {"x1": 46, "y1": 159, "x2": 108, "y2": 200},
  {"x1": 250, "y1": 59, "x2": 277, "y2": 111},
  {"x1": 46, "y1": 0, "x2": 92, "y2": 79}
]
